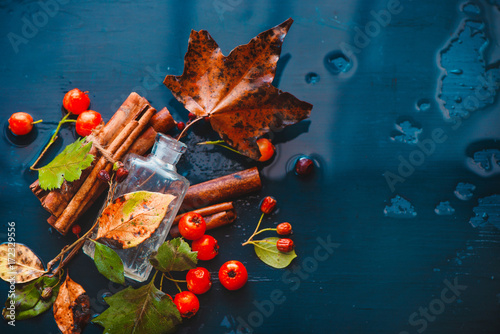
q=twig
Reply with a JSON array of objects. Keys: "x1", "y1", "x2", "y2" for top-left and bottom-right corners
[
  {"x1": 52, "y1": 239, "x2": 85, "y2": 276},
  {"x1": 31, "y1": 112, "x2": 73, "y2": 170},
  {"x1": 242, "y1": 213, "x2": 265, "y2": 246}
]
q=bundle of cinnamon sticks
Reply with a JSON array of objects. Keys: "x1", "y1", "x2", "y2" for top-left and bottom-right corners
[
  {"x1": 31, "y1": 93, "x2": 176, "y2": 235},
  {"x1": 30, "y1": 92, "x2": 263, "y2": 236}
]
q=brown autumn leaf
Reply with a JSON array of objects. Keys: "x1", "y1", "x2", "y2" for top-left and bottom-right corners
[
  {"x1": 53, "y1": 274, "x2": 90, "y2": 334},
  {"x1": 96, "y1": 191, "x2": 175, "y2": 249},
  {"x1": 164, "y1": 18, "x2": 313, "y2": 160},
  {"x1": 0, "y1": 243, "x2": 46, "y2": 283}
]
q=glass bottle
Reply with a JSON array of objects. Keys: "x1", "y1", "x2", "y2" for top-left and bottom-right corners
[{"x1": 83, "y1": 133, "x2": 189, "y2": 282}]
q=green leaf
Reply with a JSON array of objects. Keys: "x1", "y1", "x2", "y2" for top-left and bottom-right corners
[
  {"x1": 2, "y1": 275, "x2": 60, "y2": 321},
  {"x1": 93, "y1": 242, "x2": 125, "y2": 285},
  {"x1": 149, "y1": 238, "x2": 197, "y2": 272},
  {"x1": 92, "y1": 280, "x2": 181, "y2": 334},
  {"x1": 38, "y1": 138, "x2": 94, "y2": 190},
  {"x1": 253, "y1": 237, "x2": 297, "y2": 269}
]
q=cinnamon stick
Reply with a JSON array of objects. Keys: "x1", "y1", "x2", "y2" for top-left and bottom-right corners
[
  {"x1": 30, "y1": 92, "x2": 151, "y2": 216},
  {"x1": 43, "y1": 107, "x2": 176, "y2": 227},
  {"x1": 52, "y1": 106, "x2": 155, "y2": 235},
  {"x1": 129, "y1": 107, "x2": 176, "y2": 155},
  {"x1": 32, "y1": 102, "x2": 175, "y2": 220},
  {"x1": 173, "y1": 202, "x2": 234, "y2": 224},
  {"x1": 180, "y1": 167, "x2": 261, "y2": 212},
  {"x1": 170, "y1": 209, "x2": 237, "y2": 237}
]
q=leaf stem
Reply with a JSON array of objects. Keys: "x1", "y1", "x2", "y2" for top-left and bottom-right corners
[
  {"x1": 160, "y1": 272, "x2": 165, "y2": 291},
  {"x1": 176, "y1": 116, "x2": 203, "y2": 141},
  {"x1": 253, "y1": 228, "x2": 277, "y2": 236},
  {"x1": 197, "y1": 140, "x2": 244, "y2": 156},
  {"x1": 197, "y1": 140, "x2": 225, "y2": 145},
  {"x1": 162, "y1": 274, "x2": 187, "y2": 283},
  {"x1": 168, "y1": 272, "x2": 183, "y2": 294},
  {"x1": 30, "y1": 112, "x2": 73, "y2": 170}
]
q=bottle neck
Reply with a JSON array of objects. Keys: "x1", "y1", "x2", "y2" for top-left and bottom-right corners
[{"x1": 150, "y1": 133, "x2": 187, "y2": 167}]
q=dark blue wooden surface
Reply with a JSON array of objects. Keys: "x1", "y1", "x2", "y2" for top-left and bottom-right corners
[{"x1": 1, "y1": 0, "x2": 500, "y2": 333}]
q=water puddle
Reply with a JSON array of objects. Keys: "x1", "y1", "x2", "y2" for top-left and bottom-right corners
[
  {"x1": 469, "y1": 194, "x2": 500, "y2": 229},
  {"x1": 435, "y1": 201, "x2": 456, "y2": 215},
  {"x1": 436, "y1": 17, "x2": 500, "y2": 120},
  {"x1": 384, "y1": 195, "x2": 417, "y2": 218},
  {"x1": 454, "y1": 182, "x2": 476, "y2": 200}
]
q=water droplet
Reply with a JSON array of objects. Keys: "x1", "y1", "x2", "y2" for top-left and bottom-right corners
[
  {"x1": 305, "y1": 72, "x2": 320, "y2": 84},
  {"x1": 433, "y1": 268, "x2": 441, "y2": 272},
  {"x1": 466, "y1": 149, "x2": 500, "y2": 176},
  {"x1": 465, "y1": 20, "x2": 484, "y2": 30},
  {"x1": 415, "y1": 99, "x2": 431, "y2": 112},
  {"x1": 450, "y1": 69, "x2": 463, "y2": 75},
  {"x1": 469, "y1": 194, "x2": 500, "y2": 229},
  {"x1": 384, "y1": 195, "x2": 417, "y2": 218},
  {"x1": 391, "y1": 120, "x2": 422, "y2": 145},
  {"x1": 324, "y1": 51, "x2": 352, "y2": 75},
  {"x1": 91, "y1": 313, "x2": 100, "y2": 320},
  {"x1": 461, "y1": 2, "x2": 481, "y2": 14},
  {"x1": 100, "y1": 291, "x2": 112, "y2": 303},
  {"x1": 454, "y1": 96, "x2": 462, "y2": 103},
  {"x1": 434, "y1": 201, "x2": 456, "y2": 215},
  {"x1": 454, "y1": 182, "x2": 476, "y2": 201}
]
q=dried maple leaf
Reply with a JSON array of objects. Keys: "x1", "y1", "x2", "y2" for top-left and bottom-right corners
[
  {"x1": 96, "y1": 191, "x2": 175, "y2": 249},
  {"x1": 0, "y1": 243, "x2": 46, "y2": 283},
  {"x1": 53, "y1": 274, "x2": 91, "y2": 334},
  {"x1": 164, "y1": 18, "x2": 313, "y2": 160}
]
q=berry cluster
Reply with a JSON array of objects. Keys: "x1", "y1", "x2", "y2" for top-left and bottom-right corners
[
  {"x1": 172, "y1": 212, "x2": 248, "y2": 318},
  {"x1": 242, "y1": 196, "x2": 295, "y2": 254}
]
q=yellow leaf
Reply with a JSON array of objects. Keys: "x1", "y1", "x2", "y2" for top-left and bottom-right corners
[
  {"x1": 96, "y1": 191, "x2": 175, "y2": 249},
  {"x1": 0, "y1": 243, "x2": 46, "y2": 283}
]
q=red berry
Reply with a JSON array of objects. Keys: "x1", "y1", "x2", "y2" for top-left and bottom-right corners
[
  {"x1": 176, "y1": 122, "x2": 185, "y2": 131},
  {"x1": 97, "y1": 170, "x2": 111, "y2": 183},
  {"x1": 76, "y1": 110, "x2": 102, "y2": 136},
  {"x1": 188, "y1": 112, "x2": 196, "y2": 121},
  {"x1": 295, "y1": 157, "x2": 314, "y2": 176},
  {"x1": 178, "y1": 212, "x2": 206, "y2": 241},
  {"x1": 276, "y1": 238, "x2": 294, "y2": 253},
  {"x1": 219, "y1": 260, "x2": 248, "y2": 291},
  {"x1": 256, "y1": 138, "x2": 275, "y2": 162},
  {"x1": 71, "y1": 225, "x2": 81, "y2": 236},
  {"x1": 174, "y1": 291, "x2": 199, "y2": 318},
  {"x1": 276, "y1": 222, "x2": 292, "y2": 235},
  {"x1": 63, "y1": 88, "x2": 90, "y2": 115},
  {"x1": 8, "y1": 112, "x2": 34, "y2": 136},
  {"x1": 115, "y1": 167, "x2": 129, "y2": 183},
  {"x1": 186, "y1": 267, "x2": 212, "y2": 295},
  {"x1": 192, "y1": 235, "x2": 219, "y2": 261},
  {"x1": 260, "y1": 196, "x2": 277, "y2": 214}
]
